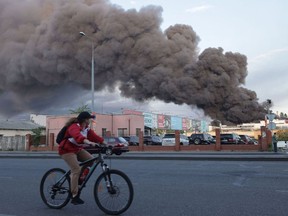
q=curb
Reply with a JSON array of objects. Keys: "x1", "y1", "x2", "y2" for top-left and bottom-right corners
[{"x1": 1, "y1": 151, "x2": 288, "y2": 161}]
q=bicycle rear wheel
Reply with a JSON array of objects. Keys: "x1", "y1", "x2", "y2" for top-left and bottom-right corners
[
  {"x1": 40, "y1": 168, "x2": 71, "y2": 209},
  {"x1": 94, "y1": 169, "x2": 134, "y2": 215}
]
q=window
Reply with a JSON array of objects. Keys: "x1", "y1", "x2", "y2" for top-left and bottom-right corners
[
  {"x1": 118, "y1": 128, "x2": 127, "y2": 137},
  {"x1": 102, "y1": 128, "x2": 107, "y2": 137},
  {"x1": 136, "y1": 128, "x2": 141, "y2": 136}
]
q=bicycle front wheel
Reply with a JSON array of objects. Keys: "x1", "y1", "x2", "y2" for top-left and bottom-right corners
[
  {"x1": 40, "y1": 168, "x2": 71, "y2": 209},
  {"x1": 94, "y1": 169, "x2": 134, "y2": 215}
]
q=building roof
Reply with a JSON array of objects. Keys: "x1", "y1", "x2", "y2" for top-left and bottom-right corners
[{"x1": 0, "y1": 120, "x2": 43, "y2": 130}]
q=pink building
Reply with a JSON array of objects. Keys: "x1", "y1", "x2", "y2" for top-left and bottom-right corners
[{"x1": 46, "y1": 113, "x2": 144, "y2": 145}]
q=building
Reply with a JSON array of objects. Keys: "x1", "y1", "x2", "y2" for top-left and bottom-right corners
[
  {"x1": 208, "y1": 119, "x2": 288, "y2": 138},
  {"x1": 0, "y1": 120, "x2": 43, "y2": 137},
  {"x1": 0, "y1": 119, "x2": 43, "y2": 151},
  {"x1": 123, "y1": 109, "x2": 209, "y2": 135},
  {"x1": 46, "y1": 113, "x2": 145, "y2": 146}
]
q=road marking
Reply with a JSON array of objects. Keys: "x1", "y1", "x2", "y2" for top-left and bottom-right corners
[
  {"x1": 0, "y1": 177, "x2": 13, "y2": 179},
  {"x1": 276, "y1": 190, "x2": 288, "y2": 193},
  {"x1": 233, "y1": 176, "x2": 246, "y2": 187},
  {"x1": 0, "y1": 214, "x2": 16, "y2": 216}
]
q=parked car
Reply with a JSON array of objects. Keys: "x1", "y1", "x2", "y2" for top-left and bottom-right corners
[
  {"x1": 122, "y1": 136, "x2": 139, "y2": 146},
  {"x1": 249, "y1": 137, "x2": 258, "y2": 145},
  {"x1": 220, "y1": 133, "x2": 242, "y2": 144},
  {"x1": 162, "y1": 134, "x2": 189, "y2": 146},
  {"x1": 239, "y1": 135, "x2": 255, "y2": 145},
  {"x1": 189, "y1": 133, "x2": 215, "y2": 145},
  {"x1": 278, "y1": 141, "x2": 287, "y2": 150},
  {"x1": 144, "y1": 135, "x2": 162, "y2": 145},
  {"x1": 103, "y1": 136, "x2": 129, "y2": 155}
]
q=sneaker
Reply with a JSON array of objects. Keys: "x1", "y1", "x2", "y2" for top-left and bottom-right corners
[{"x1": 71, "y1": 195, "x2": 85, "y2": 205}]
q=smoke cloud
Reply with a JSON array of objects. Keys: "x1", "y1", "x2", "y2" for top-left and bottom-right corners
[{"x1": 0, "y1": 0, "x2": 265, "y2": 124}]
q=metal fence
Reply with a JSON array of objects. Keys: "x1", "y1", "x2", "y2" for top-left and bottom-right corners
[{"x1": 0, "y1": 136, "x2": 26, "y2": 151}]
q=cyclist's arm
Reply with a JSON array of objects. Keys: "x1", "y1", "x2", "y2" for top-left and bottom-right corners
[
  {"x1": 68, "y1": 124, "x2": 104, "y2": 147},
  {"x1": 87, "y1": 130, "x2": 104, "y2": 144},
  {"x1": 68, "y1": 124, "x2": 96, "y2": 145}
]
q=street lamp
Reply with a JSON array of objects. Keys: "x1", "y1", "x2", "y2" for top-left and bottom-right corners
[{"x1": 79, "y1": 31, "x2": 95, "y2": 112}]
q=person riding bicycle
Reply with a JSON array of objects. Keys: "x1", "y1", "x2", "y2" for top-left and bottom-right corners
[{"x1": 58, "y1": 111, "x2": 104, "y2": 205}]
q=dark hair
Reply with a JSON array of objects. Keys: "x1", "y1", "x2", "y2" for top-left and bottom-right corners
[
  {"x1": 65, "y1": 113, "x2": 91, "y2": 128},
  {"x1": 65, "y1": 117, "x2": 78, "y2": 127}
]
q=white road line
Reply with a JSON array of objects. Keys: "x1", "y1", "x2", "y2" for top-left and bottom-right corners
[
  {"x1": 276, "y1": 190, "x2": 288, "y2": 193},
  {"x1": 0, "y1": 214, "x2": 16, "y2": 216},
  {"x1": 0, "y1": 177, "x2": 13, "y2": 179}
]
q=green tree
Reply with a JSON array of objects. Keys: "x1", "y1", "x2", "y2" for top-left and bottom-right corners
[
  {"x1": 278, "y1": 112, "x2": 287, "y2": 119},
  {"x1": 69, "y1": 104, "x2": 91, "y2": 114},
  {"x1": 277, "y1": 130, "x2": 288, "y2": 141},
  {"x1": 31, "y1": 127, "x2": 45, "y2": 147}
]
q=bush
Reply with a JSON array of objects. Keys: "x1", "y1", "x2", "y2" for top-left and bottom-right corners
[
  {"x1": 277, "y1": 130, "x2": 288, "y2": 141},
  {"x1": 31, "y1": 127, "x2": 45, "y2": 147}
]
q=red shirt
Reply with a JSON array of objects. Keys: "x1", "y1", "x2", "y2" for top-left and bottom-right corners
[{"x1": 58, "y1": 123, "x2": 104, "y2": 155}]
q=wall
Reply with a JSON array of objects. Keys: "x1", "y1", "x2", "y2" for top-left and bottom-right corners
[
  {"x1": 111, "y1": 114, "x2": 144, "y2": 136},
  {"x1": 46, "y1": 114, "x2": 75, "y2": 145},
  {"x1": 0, "y1": 136, "x2": 26, "y2": 151},
  {"x1": 46, "y1": 113, "x2": 145, "y2": 146},
  {"x1": 128, "y1": 130, "x2": 261, "y2": 152}
]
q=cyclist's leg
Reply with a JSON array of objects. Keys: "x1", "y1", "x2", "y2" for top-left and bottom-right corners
[
  {"x1": 61, "y1": 153, "x2": 81, "y2": 197},
  {"x1": 77, "y1": 149, "x2": 94, "y2": 166},
  {"x1": 78, "y1": 150, "x2": 94, "y2": 185}
]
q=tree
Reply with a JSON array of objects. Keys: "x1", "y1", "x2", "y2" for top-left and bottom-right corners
[
  {"x1": 31, "y1": 127, "x2": 45, "y2": 147},
  {"x1": 278, "y1": 112, "x2": 288, "y2": 120},
  {"x1": 276, "y1": 130, "x2": 288, "y2": 141},
  {"x1": 69, "y1": 104, "x2": 91, "y2": 114}
]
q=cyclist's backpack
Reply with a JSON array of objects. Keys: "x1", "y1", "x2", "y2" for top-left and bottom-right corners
[{"x1": 56, "y1": 126, "x2": 68, "y2": 144}]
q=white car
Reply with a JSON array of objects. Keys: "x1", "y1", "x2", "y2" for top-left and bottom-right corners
[
  {"x1": 277, "y1": 141, "x2": 287, "y2": 150},
  {"x1": 162, "y1": 134, "x2": 189, "y2": 146}
]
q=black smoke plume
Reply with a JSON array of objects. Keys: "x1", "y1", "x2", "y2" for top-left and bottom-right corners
[{"x1": 0, "y1": 0, "x2": 265, "y2": 124}]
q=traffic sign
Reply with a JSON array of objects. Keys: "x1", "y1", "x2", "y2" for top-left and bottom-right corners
[
  {"x1": 267, "y1": 122, "x2": 276, "y2": 130},
  {"x1": 266, "y1": 114, "x2": 276, "y2": 121}
]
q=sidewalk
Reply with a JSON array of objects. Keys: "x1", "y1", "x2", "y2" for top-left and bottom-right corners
[{"x1": 1, "y1": 150, "x2": 288, "y2": 161}]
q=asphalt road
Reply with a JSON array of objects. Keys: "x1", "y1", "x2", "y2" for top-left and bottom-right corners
[{"x1": 1, "y1": 158, "x2": 288, "y2": 216}]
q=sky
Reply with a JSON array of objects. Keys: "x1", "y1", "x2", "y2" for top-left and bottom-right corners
[
  {"x1": 0, "y1": 0, "x2": 287, "y2": 122},
  {"x1": 106, "y1": 0, "x2": 288, "y2": 115}
]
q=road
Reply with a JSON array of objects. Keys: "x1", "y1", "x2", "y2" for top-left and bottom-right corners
[{"x1": 0, "y1": 158, "x2": 288, "y2": 216}]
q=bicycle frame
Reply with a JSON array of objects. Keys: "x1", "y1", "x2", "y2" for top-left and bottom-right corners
[
  {"x1": 78, "y1": 153, "x2": 110, "y2": 192},
  {"x1": 54, "y1": 152, "x2": 111, "y2": 195}
]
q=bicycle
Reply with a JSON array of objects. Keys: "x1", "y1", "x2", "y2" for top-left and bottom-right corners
[{"x1": 40, "y1": 144, "x2": 134, "y2": 215}]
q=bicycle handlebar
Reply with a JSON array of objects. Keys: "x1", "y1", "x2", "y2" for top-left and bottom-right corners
[{"x1": 85, "y1": 143, "x2": 110, "y2": 154}]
